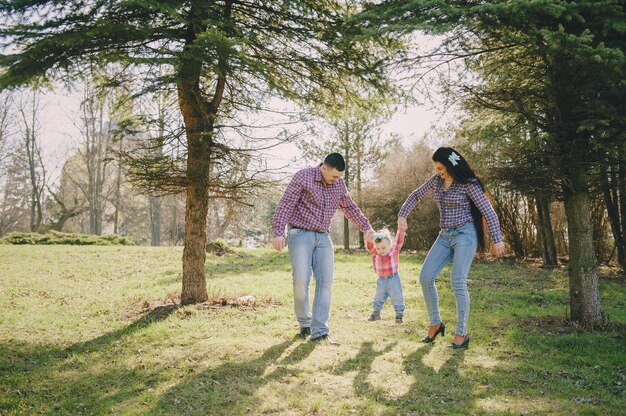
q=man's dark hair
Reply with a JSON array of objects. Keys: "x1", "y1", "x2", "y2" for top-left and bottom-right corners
[{"x1": 323, "y1": 153, "x2": 345, "y2": 171}]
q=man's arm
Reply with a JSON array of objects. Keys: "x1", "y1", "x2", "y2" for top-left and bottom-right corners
[
  {"x1": 271, "y1": 171, "x2": 304, "y2": 251},
  {"x1": 338, "y1": 181, "x2": 372, "y2": 233}
]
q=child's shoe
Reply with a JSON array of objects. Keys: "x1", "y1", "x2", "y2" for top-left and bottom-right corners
[
  {"x1": 368, "y1": 311, "x2": 381, "y2": 321},
  {"x1": 395, "y1": 312, "x2": 403, "y2": 323}
]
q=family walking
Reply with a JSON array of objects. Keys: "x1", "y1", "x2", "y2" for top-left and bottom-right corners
[{"x1": 271, "y1": 148, "x2": 504, "y2": 348}]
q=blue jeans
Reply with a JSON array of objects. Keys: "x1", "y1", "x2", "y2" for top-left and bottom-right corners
[
  {"x1": 372, "y1": 272, "x2": 405, "y2": 313},
  {"x1": 419, "y1": 222, "x2": 477, "y2": 336},
  {"x1": 287, "y1": 228, "x2": 334, "y2": 338}
]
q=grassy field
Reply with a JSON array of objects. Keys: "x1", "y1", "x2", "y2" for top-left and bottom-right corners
[{"x1": 0, "y1": 245, "x2": 624, "y2": 415}]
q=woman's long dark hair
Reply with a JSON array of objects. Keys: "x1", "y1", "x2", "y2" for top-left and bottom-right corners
[{"x1": 432, "y1": 147, "x2": 486, "y2": 252}]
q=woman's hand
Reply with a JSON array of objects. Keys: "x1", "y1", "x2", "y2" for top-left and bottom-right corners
[
  {"x1": 493, "y1": 242, "x2": 505, "y2": 257},
  {"x1": 397, "y1": 217, "x2": 408, "y2": 232}
]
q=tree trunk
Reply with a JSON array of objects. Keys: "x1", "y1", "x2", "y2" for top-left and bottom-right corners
[
  {"x1": 618, "y1": 144, "x2": 626, "y2": 270},
  {"x1": 535, "y1": 190, "x2": 558, "y2": 267},
  {"x1": 356, "y1": 144, "x2": 365, "y2": 249},
  {"x1": 343, "y1": 140, "x2": 350, "y2": 250},
  {"x1": 600, "y1": 164, "x2": 624, "y2": 269},
  {"x1": 150, "y1": 196, "x2": 162, "y2": 246},
  {"x1": 562, "y1": 165, "x2": 602, "y2": 324},
  {"x1": 113, "y1": 137, "x2": 123, "y2": 234},
  {"x1": 178, "y1": 0, "x2": 231, "y2": 304},
  {"x1": 180, "y1": 120, "x2": 210, "y2": 304},
  {"x1": 170, "y1": 194, "x2": 179, "y2": 245}
]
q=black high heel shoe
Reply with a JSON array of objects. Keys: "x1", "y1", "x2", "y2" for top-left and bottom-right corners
[
  {"x1": 421, "y1": 322, "x2": 445, "y2": 343},
  {"x1": 448, "y1": 335, "x2": 470, "y2": 349}
]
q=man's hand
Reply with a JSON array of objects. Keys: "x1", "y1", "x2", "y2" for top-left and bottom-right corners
[
  {"x1": 364, "y1": 229, "x2": 374, "y2": 243},
  {"x1": 271, "y1": 236, "x2": 285, "y2": 251},
  {"x1": 397, "y1": 217, "x2": 408, "y2": 232},
  {"x1": 493, "y1": 241, "x2": 505, "y2": 257}
]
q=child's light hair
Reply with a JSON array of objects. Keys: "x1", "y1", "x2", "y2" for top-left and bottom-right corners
[{"x1": 373, "y1": 229, "x2": 392, "y2": 244}]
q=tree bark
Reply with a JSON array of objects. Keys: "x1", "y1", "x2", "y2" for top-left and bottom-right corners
[
  {"x1": 343, "y1": 138, "x2": 350, "y2": 250},
  {"x1": 618, "y1": 144, "x2": 626, "y2": 271},
  {"x1": 563, "y1": 165, "x2": 602, "y2": 324},
  {"x1": 535, "y1": 190, "x2": 558, "y2": 267}
]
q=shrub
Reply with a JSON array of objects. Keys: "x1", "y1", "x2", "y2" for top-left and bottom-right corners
[
  {"x1": 206, "y1": 238, "x2": 232, "y2": 256},
  {"x1": 0, "y1": 231, "x2": 135, "y2": 245}
]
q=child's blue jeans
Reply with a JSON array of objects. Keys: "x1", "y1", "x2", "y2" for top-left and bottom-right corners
[{"x1": 372, "y1": 272, "x2": 405, "y2": 313}]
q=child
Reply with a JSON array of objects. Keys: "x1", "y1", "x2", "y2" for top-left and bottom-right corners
[{"x1": 366, "y1": 229, "x2": 406, "y2": 323}]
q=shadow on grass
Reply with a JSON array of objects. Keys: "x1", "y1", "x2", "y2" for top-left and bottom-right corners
[
  {"x1": 0, "y1": 305, "x2": 178, "y2": 414},
  {"x1": 145, "y1": 338, "x2": 318, "y2": 415},
  {"x1": 333, "y1": 341, "x2": 470, "y2": 414}
]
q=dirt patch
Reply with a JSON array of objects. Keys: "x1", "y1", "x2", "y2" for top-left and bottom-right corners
[
  {"x1": 197, "y1": 293, "x2": 282, "y2": 310},
  {"x1": 500, "y1": 315, "x2": 626, "y2": 336},
  {"x1": 124, "y1": 292, "x2": 282, "y2": 321}
]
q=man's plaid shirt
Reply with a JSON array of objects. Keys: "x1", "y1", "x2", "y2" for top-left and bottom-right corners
[
  {"x1": 272, "y1": 165, "x2": 371, "y2": 237},
  {"x1": 399, "y1": 174, "x2": 503, "y2": 244},
  {"x1": 366, "y1": 231, "x2": 405, "y2": 278}
]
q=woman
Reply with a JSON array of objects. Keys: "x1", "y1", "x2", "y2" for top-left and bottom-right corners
[{"x1": 397, "y1": 147, "x2": 505, "y2": 349}]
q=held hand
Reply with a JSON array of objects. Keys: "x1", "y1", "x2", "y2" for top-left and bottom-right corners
[
  {"x1": 397, "y1": 217, "x2": 408, "y2": 232},
  {"x1": 271, "y1": 236, "x2": 285, "y2": 251},
  {"x1": 364, "y1": 229, "x2": 374, "y2": 243},
  {"x1": 493, "y1": 242, "x2": 505, "y2": 257}
]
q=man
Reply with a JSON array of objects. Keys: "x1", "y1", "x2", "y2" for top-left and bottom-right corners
[{"x1": 271, "y1": 153, "x2": 374, "y2": 342}]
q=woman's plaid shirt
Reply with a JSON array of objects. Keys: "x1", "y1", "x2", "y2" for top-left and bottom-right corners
[{"x1": 399, "y1": 174, "x2": 503, "y2": 244}]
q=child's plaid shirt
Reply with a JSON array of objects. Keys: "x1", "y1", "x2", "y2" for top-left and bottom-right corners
[{"x1": 366, "y1": 231, "x2": 405, "y2": 278}]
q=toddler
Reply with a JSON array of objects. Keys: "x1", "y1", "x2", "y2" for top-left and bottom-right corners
[{"x1": 366, "y1": 229, "x2": 406, "y2": 323}]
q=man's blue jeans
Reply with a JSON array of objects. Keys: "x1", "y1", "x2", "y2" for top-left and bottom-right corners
[
  {"x1": 372, "y1": 272, "x2": 405, "y2": 313},
  {"x1": 419, "y1": 222, "x2": 478, "y2": 336},
  {"x1": 287, "y1": 228, "x2": 334, "y2": 339}
]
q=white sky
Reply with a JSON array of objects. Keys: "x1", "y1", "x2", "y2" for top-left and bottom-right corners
[{"x1": 36, "y1": 87, "x2": 450, "y2": 183}]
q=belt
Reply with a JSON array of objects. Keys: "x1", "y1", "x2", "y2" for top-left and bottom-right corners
[
  {"x1": 440, "y1": 222, "x2": 473, "y2": 230},
  {"x1": 288, "y1": 225, "x2": 317, "y2": 232}
]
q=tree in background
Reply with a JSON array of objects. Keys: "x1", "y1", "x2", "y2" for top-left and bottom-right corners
[
  {"x1": 16, "y1": 89, "x2": 46, "y2": 232},
  {"x1": 0, "y1": 91, "x2": 12, "y2": 180},
  {"x1": 73, "y1": 80, "x2": 116, "y2": 235},
  {"x1": 461, "y1": 116, "x2": 559, "y2": 267},
  {"x1": 0, "y1": 90, "x2": 16, "y2": 235}
]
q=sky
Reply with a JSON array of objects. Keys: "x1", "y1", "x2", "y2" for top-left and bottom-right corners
[{"x1": 36, "y1": 84, "x2": 451, "y2": 183}]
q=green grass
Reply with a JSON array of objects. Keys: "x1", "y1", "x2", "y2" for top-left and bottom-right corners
[{"x1": 0, "y1": 246, "x2": 624, "y2": 415}]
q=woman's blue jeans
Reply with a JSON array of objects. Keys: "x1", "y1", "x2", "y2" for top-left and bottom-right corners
[
  {"x1": 419, "y1": 222, "x2": 477, "y2": 336},
  {"x1": 287, "y1": 228, "x2": 334, "y2": 339}
]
